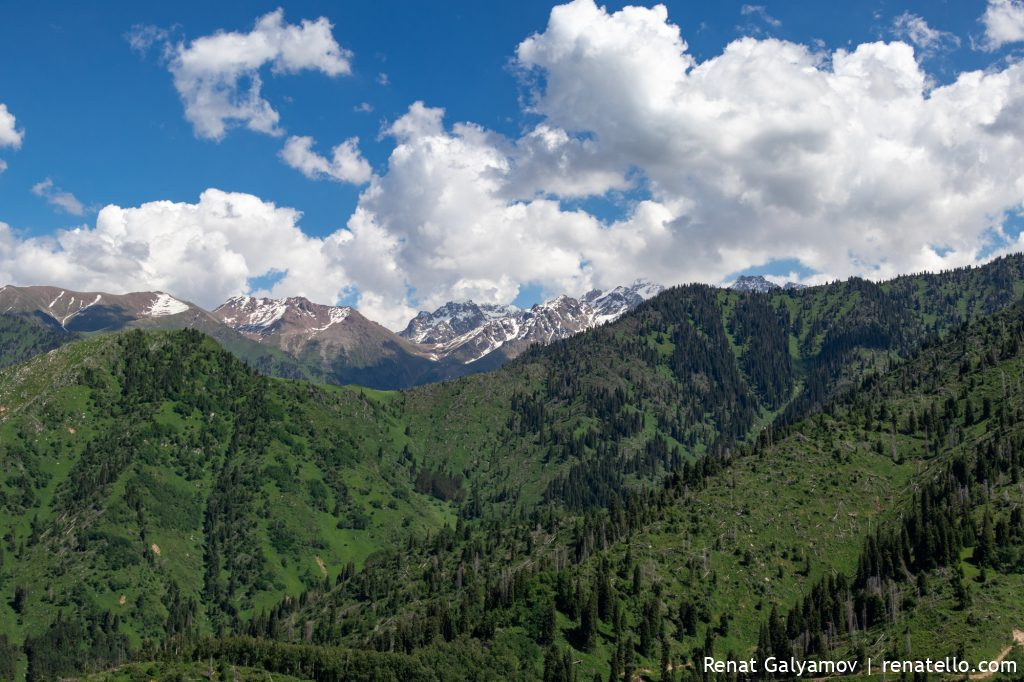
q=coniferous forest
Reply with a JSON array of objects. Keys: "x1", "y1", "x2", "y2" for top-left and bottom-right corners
[{"x1": 4, "y1": 256, "x2": 1024, "y2": 680}]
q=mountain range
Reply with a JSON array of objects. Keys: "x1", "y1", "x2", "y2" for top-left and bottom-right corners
[
  {"x1": 3, "y1": 256, "x2": 1024, "y2": 680},
  {"x1": 397, "y1": 281, "x2": 664, "y2": 364},
  {"x1": 0, "y1": 280, "x2": 663, "y2": 389}
]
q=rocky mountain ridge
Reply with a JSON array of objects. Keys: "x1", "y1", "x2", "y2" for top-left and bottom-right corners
[
  {"x1": 0, "y1": 284, "x2": 195, "y2": 331},
  {"x1": 399, "y1": 280, "x2": 664, "y2": 363},
  {"x1": 1, "y1": 279, "x2": 664, "y2": 388},
  {"x1": 730, "y1": 274, "x2": 807, "y2": 293}
]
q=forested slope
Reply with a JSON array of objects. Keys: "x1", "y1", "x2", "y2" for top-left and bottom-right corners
[
  {"x1": 1, "y1": 257, "x2": 1024, "y2": 679},
  {"x1": 0, "y1": 331, "x2": 455, "y2": 679},
  {"x1": 0, "y1": 314, "x2": 76, "y2": 370},
  {"x1": 219, "y1": 302, "x2": 1024, "y2": 681}
]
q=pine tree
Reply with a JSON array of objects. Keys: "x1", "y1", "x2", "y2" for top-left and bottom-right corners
[
  {"x1": 581, "y1": 588, "x2": 599, "y2": 652},
  {"x1": 609, "y1": 643, "x2": 622, "y2": 682},
  {"x1": 623, "y1": 639, "x2": 635, "y2": 682},
  {"x1": 540, "y1": 599, "x2": 557, "y2": 646},
  {"x1": 660, "y1": 632, "x2": 672, "y2": 681},
  {"x1": 976, "y1": 508, "x2": 996, "y2": 568}
]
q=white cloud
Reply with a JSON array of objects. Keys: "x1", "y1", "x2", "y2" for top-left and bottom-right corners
[
  {"x1": 892, "y1": 12, "x2": 960, "y2": 57},
  {"x1": 280, "y1": 135, "x2": 372, "y2": 184},
  {"x1": 0, "y1": 160, "x2": 7, "y2": 174},
  {"x1": 504, "y1": 124, "x2": 633, "y2": 199},
  {"x1": 981, "y1": 0, "x2": 1024, "y2": 50},
  {"x1": 169, "y1": 9, "x2": 352, "y2": 140},
  {"x1": 506, "y1": 0, "x2": 1024, "y2": 288},
  {"x1": 354, "y1": 101, "x2": 374, "y2": 113},
  {"x1": 11, "y1": 0, "x2": 1024, "y2": 333},
  {"x1": 319, "y1": 102, "x2": 613, "y2": 328},
  {"x1": 740, "y1": 5, "x2": 782, "y2": 29},
  {"x1": 125, "y1": 24, "x2": 172, "y2": 54},
  {"x1": 0, "y1": 189, "x2": 347, "y2": 309},
  {"x1": 0, "y1": 103, "x2": 24, "y2": 149},
  {"x1": 32, "y1": 178, "x2": 85, "y2": 216},
  {"x1": 323, "y1": 0, "x2": 1024, "y2": 326}
]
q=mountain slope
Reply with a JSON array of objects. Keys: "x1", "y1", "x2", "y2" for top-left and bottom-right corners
[
  {"x1": 209, "y1": 282, "x2": 663, "y2": 388},
  {"x1": 0, "y1": 330, "x2": 460, "y2": 679},
  {"x1": 0, "y1": 284, "x2": 195, "y2": 332},
  {"x1": 1, "y1": 281, "x2": 665, "y2": 392},
  {"x1": 211, "y1": 295, "x2": 459, "y2": 389},
  {"x1": 0, "y1": 313, "x2": 76, "y2": 370},
  {"x1": 0, "y1": 285, "x2": 315, "y2": 382},
  {"x1": 8, "y1": 253, "x2": 1023, "y2": 395},
  {"x1": 240, "y1": 302, "x2": 1024, "y2": 682},
  {"x1": 2, "y1": 257, "x2": 1024, "y2": 679}
]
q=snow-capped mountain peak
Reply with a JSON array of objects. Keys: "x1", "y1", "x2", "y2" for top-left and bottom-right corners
[
  {"x1": 730, "y1": 275, "x2": 810, "y2": 293},
  {"x1": 212, "y1": 295, "x2": 354, "y2": 339},
  {"x1": 214, "y1": 295, "x2": 289, "y2": 333},
  {"x1": 730, "y1": 275, "x2": 781, "y2": 293},
  {"x1": 399, "y1": 280, "x2": 664, "y2": 364},
  {"x1": 401, "y1": 300, "x2": 520, "y2": 346},
  {"x1": 583, "y1": 279, "x2": 663, "y2": 324},
  {"x1": 0, "y1": 284, "x2": 199, "y2": 331}
]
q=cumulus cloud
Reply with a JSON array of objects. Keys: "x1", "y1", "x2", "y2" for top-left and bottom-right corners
[
  {"x1": 981, "y1": 0, "x2": 1024, "y2": 50},
  {"x1": 0, "y1": 104, "x2": 24, "y2": 164},
  {"x1": 892, "y1": 12, "x2": 960, "y2": 57},
  {"x1": 323, "y1": 0, "x2": 1024, "y2": 326},
  {"x1": 319, "y1": 102, "x2": 618, "y2": 328},
  {"x1": 10, "y1": 0, "x2": 1024, "y2": 332},
  {"x1": 0, "y1": 189, "x2": 347, "y2": 309},
  {"x1": 507, "y1": 0, "x2": 1024, "y2": 286},
  {"x1": 280, "y1": 135, "x2": 372, "y2": 184},
  {"x1": 169, "y1": 9, "x2": 352, "y2": 140},
  {"x1": 32, "y1": 179, "x2": 85, "y2": 216},
  {"x1": 504, "y1": 124, "x2": 633, "y2": 199}
]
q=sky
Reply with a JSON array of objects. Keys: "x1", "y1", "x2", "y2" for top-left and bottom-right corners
[{"x1": 2, "y1": 0, "x2": 1024, "y2": 329}]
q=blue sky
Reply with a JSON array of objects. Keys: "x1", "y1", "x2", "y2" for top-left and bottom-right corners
[
  {"x1": 0, "y1": 0, "x2": 998, "y2": 234},
  {"x1": 2, "y1": 0, "x2": 1023, "y2": 327}
]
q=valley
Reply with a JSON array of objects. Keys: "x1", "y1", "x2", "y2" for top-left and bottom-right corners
[{"x1": 1, "y1": 256, "x2": 1024, "y2": 679}]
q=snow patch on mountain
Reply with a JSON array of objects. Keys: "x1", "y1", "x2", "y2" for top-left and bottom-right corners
[
  {"x1": 213, "y1": 295, "x2": 357, "y2": 344},
  {"x1": 312, "y1": 306, "x2": 350, "y2": 332},
  {"x1": 215, "y1": 296, "x2": 288, "y2": 332},
  {"x1": 145, "y1": 293, "x2": 189, "y2": 317},
  {"x1": 41, "y1": 292, "x2": 105, "y2": 326}
]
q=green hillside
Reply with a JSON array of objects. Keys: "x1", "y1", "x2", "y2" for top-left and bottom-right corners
[
  {"x1": 1, "y1": 258, "x2": 1024, "y2": 680},
  {"x1": 233, "y1": 301, "x2": 1024, "y2": 681},
  {"x1": 0, "y1": 314, "x2": 76, "y2": 371},
  {"x1": 0, "y1": 330, "x2": 456, "y2": 679}
]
